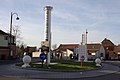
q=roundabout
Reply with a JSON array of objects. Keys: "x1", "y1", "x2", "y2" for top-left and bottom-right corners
[{"x1": 0, "y1": 60, "x2": 119, "y2": 79}]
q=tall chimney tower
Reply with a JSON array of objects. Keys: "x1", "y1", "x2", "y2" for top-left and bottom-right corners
[{"x1": 44, "y1": 6, "x2": 53, "y2": 64}]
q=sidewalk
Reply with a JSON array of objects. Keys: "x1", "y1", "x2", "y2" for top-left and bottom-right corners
[{"x1": 0, "y1": 62, "x2": 119, "y2": 79}]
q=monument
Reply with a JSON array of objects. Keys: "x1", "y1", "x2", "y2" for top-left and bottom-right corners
[
  {"x1": 43, "y1": 6, "x2": 53, "y2": 65},
  {"x1": 78, "y1": 30, "x2": 88, "y2": 62}
]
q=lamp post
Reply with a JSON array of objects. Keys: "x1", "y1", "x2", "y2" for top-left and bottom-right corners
[{"x1": 9, "y1": 12, "x2": 19, "y2": 59}]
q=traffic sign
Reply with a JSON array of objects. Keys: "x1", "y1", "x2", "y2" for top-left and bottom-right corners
[
  {"x1": 80, "y1": 56, "x2": 85, "y2": 61},
  {"x1": 40, "y1": 53, "x2": 47, "y2": 61}
]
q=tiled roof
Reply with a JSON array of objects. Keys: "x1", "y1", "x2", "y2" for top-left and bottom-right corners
[
  {"x1": 87, "y1": 43, "x2": 101, "y2": 50},
  {"x1": 101, "y1": 38, "x2": 114, "y2": 46},
  {"x1": 57, "y1": 43, "x2": 101, "y2": 51},
  {"x1": 57, "y1": 44, "x2": 79, "y2": 51},
  {"x1": 0, "y1": 30, "x2": 8, "y2": 35}
]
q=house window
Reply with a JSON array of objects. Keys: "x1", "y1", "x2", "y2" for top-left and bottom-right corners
[
  {"x1": 100, "y1": 53, "x2": 104, "y2": 57},
  {"x1": 118, "y1": 52, "x2": 120, "y2": 54},
  {"x1": 106, "y1": 47, "x2": 109, "y2": 50},
  {"x1": 88, "y1": 53, "x2": 91, "y2": 55},
  {"x1": 91, "y1": 53, "x2": 96, "y2": 55},
  {"x1": 4, "y1": 36, "x2": 8, "y2": 40}
]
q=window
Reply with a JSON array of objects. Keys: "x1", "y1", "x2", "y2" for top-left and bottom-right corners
[
  {"x1": 91, "y1": 53, "x2": 96, "y2": 55},
  {"x1": 100, "y1": 53, "x2": 104, "y2": 57},
  {"x1": 118, "y1": 52, "x2": 120, "y2": 54},
  {"x1": 88, "y1": 53, "x2": 91, "y2": 55},
  {"x1": 4, "y1": 36, "x2": 8, "y2": 40}
]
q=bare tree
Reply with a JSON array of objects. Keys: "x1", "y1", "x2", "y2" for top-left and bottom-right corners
[
  {"x1": 13, "y1": 25, "x2": 26, "y2": 58},
  {"x1": 13, "y1": 25, "x2": 23, "y2": 46}
]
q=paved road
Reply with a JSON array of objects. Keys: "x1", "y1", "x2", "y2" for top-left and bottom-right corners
[
  {"x1": 0, "y1": 60, "x2": 119, "y2": 80},
  {"x1": 0, "y1": 72, "x2": 119, "y2": 80},
  {"x1": 0, "y1": 59, "x2": 21, "y2": 65}
]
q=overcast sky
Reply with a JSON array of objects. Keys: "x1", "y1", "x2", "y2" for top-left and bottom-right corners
[{"x1": 0, "y1": 0, "x2": 120, "y2": 47}]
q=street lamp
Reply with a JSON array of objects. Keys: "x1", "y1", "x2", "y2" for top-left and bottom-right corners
[{"x1": 9, "y1": 12, "x2": 19, "y2": 59}]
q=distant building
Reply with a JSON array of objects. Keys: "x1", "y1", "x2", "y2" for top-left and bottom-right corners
[
  {"x1": 25, "y1": 46, "x2": 37, "y2": 57},
  {"x1": 54, "y1": 38, "x2": 120, "y2": 60},
  {"x1": 115, "y1": 45, "x2": 120, "y2": 59},
  {"x1": 86, "y1": 38, "x2": 119, "y2": 60},
  {"x1": 0, "y1": 30, "x2": 16, "y2": 60},
  {"x1": 87, "y1": 43, "x2": 101, "y2": 60},
  {"x1": 53, "y1": 44, "x2": 79, "y2": 60},
  {"x1": 101, "y1": 38, "x2": 117, "y2": 60}
]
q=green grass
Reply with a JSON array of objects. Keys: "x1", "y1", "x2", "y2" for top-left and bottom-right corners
[
  {"x1": 16, "y1": 60, "x2": 96, "y2": 71},
  {"x1": 49, "y1": 60, "x2": 96, "y2": 70}
]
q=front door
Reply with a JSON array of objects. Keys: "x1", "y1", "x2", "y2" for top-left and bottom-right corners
[
  {"x1": 1, "y1": 54, "x2": 6, "y2": 60},
  {"x1": 105, "y1": 53, "x2": 109, "y2": 60}
]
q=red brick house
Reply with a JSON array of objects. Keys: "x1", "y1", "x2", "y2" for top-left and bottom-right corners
[
  {"x1": 114, "y1": 45, "x2": 120, "y2": 59},
  {"x1": 101, "y1": 38, "x2": 117, "y2": 59},
  {"x1": 87, "y1": 38, "x2": 119, "y2": 60},
  {"x1": 55, "y1": 38, "x2": 119, "y2": 60},
  {"x1": 25, "y1": 46, "x2": 37, "y2": 57},
  {"x1": 87, "y1": 43, "x2": 101, "y2": 60}
]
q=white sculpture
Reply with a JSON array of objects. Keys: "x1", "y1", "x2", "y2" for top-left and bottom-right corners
[
  {"x1": 99, "y1": 46, "x2": 105, "y2": 60},
  {"x1": 22, "y1": 55, "x2": 31, "y2": 68},
  {"x1": 78, "y1": 44, "x2": 88, "y2": 61},
  {"x1": 95, "y1": 58, "x2": 101, "y2": 67}
]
